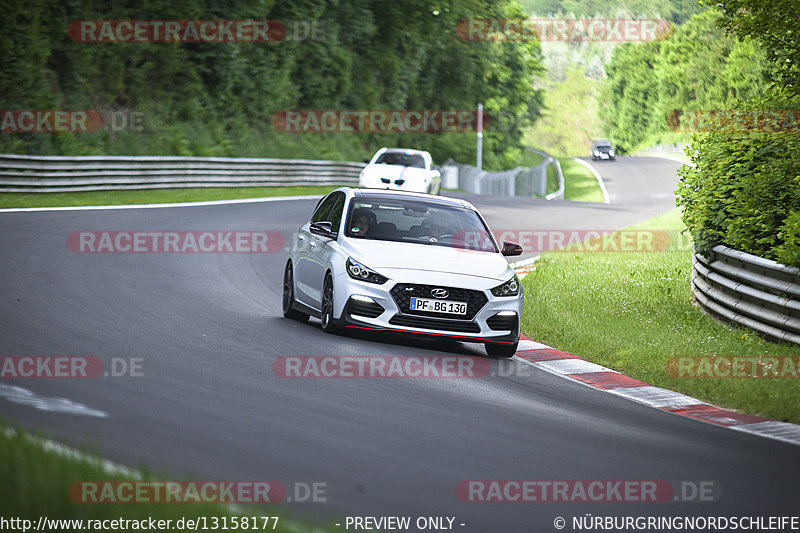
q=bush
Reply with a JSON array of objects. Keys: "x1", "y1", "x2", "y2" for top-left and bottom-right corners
[{"x1": 676, "y1": 94, "x2": 800, "y2": 265}]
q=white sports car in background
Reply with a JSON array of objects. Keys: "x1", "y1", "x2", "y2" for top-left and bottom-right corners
[
  {"x1": 359, "y1": 148, "x2": 442, "y2": 194},
  {"x1": 282, "y1": 187, "x2": 524, "y2": 357}
]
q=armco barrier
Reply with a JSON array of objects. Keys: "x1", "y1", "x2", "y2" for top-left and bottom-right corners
[
  {"x1": 692, "y1": 244, "x2": 800, "y2": 345},
  {"x1": 526, "y1": 147, "x2": 565, "y2": 200},
  {"x1": 445, "y1": 147, "x2": 564, "y2": 200},
  {"x1": 0, "y1": 154, "x2": 365, "y2": 192}
]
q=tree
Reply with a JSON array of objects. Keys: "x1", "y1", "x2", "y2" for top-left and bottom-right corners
[{"x1": 715, "y1": 0, "x2": 800, "y2": 95}]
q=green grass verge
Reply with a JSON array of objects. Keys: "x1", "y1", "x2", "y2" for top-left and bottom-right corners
[
  {"x1": 546, "y1": 161, "x2": 558, "y2": 195},
  {"x1": 560, "y1": 157, "x2": 604, "y2": 202},
  {"x1": 518, "y1": 149, "x2": 546, "y2": 168},
  {"x1": 0, "y1": 423, "x2": 335, "y2": 532},
  {"x1": 517, "y1": 149, "x2": 600, "y2": 199},
  {"x1": 520, "y1": 208, "x2": 800, "y2": 423},
  {"x1": 0, "y1": 186, "x2": 343, "y2": 209}
]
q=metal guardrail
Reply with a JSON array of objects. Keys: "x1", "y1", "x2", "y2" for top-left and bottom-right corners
[
  {"x1": 444, "y1": 147, "x2": 564, "y2": 200},
  {"x1": 450, "y1": 163, "x2": 518, "y2": 196},
  {"x1": 546, "y1": 155, "x2": 565, "y2": 201},
  {"x1": 638, "y1": 143, "x2": 689, "y2": 154},
  {"x1": 692, "y1": 244, "x2": 800, "y2": 345},
  {"x1": 525, "y1": 147, "x2": 565, "y2": 200},
  {"x1": 0, "y1": 154, "x2": 365, "y2": 192}
]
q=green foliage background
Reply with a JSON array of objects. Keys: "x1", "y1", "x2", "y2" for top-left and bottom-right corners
[
  {"x1": 518, "y1": 0, "x2": 704, "y2": 156},
  {"x1": 601, "y1": 9, "x2": 774, "y2": 153},
  {"x1": 672, "y1": 2, "x2": 800, "y2": 265},
  {"x1": 530, "y1": 0, "x2": 800, "y2": 266},
  {"x1": 0, "y1": 0, "x2": 545, "y2": 170}
]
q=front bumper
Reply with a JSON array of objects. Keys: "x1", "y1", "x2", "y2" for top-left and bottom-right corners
[{"x1": 333, "y1": 275, "x2": 523, "y2": 345}]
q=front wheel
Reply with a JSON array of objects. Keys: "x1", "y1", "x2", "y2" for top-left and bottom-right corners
[
  {"x1": 320, "y1": 274, "x2": 338, "y2": 333},
  {"x1": 282, "y1": 262, "x2": 308, "y2": 322},
  {"x1": 485, "y1": 340, "x2": 518, "y2": 358}
]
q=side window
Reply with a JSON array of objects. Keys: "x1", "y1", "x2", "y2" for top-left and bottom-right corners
[
  {"x1": 311, "y1": 193, "x2": 339, "y2": 223},
  {"x1": 327, "y1": 194, "x2": 346, "y2": 231}
]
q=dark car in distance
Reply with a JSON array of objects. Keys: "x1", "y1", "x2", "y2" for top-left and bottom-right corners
[{"x1": 591, "y1": 140, "x2": 615, "y2": 161}]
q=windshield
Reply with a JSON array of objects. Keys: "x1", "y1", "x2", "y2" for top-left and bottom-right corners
[
  {"x1": 375, "y1": 152, "x2": 426, "y2": 168},
  {"x1": 345, "y1": 198, "x2": 497, "y2": 252},
  {"x1": 593, "y1": 142, "x2": 612, "y2": 151}
]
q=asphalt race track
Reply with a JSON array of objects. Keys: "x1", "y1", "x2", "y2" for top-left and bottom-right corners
[{"x1": 2, "y1": 156, "x2": 798, "y2": 531}]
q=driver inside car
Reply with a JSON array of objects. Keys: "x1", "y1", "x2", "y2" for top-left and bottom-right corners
[
  {"x1": 350, "y1": 208, "x2": 374, "y2": 237},
  {"x1": 424, "y1": 214, "x2": 454, "y2": 242}
]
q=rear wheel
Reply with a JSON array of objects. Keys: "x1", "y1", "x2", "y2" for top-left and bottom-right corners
[
  {"x1": 282, "y1": 262, "x2": 308, "y2": 322},
  {"x1": 320, "y1": 274, "x2": 338, "y2": 333},
  {"x1": 485, "y1": 340, "x2": 518, "y2": 358}
]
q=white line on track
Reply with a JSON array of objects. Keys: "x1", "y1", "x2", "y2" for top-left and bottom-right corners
[
  {"x1": 0, "y1": 384, "x2": 107, "y2": 418},
  {"x1": 572, "y1": 157, "x2": 610, "y2": 204}
]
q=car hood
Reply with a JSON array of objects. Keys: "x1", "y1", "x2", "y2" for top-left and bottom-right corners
[{"x1": 341, "y1": 238, "x2": 512, "y2": 282}]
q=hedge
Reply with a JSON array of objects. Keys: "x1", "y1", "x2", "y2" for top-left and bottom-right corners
[{"x1": 675, "y1": 94, "x2": 800, "y2": 266}]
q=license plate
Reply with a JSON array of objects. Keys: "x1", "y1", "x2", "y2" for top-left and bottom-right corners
[{"x1": 409, "y1": 297, "x2": 467, "y2": 315}]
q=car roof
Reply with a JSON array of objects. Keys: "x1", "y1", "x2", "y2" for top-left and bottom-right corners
[
  {"x1": 348, "y1": 188, "x2": 475, "y2": 209},
  {"x1": 592, "y1": 139, "x2": 612, "y2": 145}
]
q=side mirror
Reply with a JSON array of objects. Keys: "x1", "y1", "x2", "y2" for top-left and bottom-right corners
[
  {"x1": 501, "y1": 241, "x2": 523, "y2": 257},
  {"x1": 310, "y1": 221, "x2": 337, "y2": 239},
  {"x1": 363, "y1": 158, "x2": 370, "y2": 163}
]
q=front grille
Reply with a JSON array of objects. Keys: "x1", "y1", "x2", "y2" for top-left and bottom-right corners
[
  {"x1": 390, "y1": 283, "x2": 487, "y2": 320},
  {"x1": 389, "y1": 314, "x2": 480, "y2": 333},
  {"x1": 347, "y1": 298, "x2": 384, "y2": 319},
  {"x1": 487, "y1": 313, "x2": 517, "y2": 331}
]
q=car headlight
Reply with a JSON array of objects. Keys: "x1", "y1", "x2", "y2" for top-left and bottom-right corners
[
  {"x1": 593, "y1": 150, "x2": 600, "y2": 156},
  {"x1": 609, "y1": 150, "x2": 614, "y2": 156},
  {"x1": 346, "y1": 257, "x2": 388, "y2": 284},
  {"x1": 491, "y1": 275, "x2": 521, "y2": 297}
]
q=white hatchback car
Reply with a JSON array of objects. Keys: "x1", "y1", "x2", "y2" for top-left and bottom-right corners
[
  {"x1": 358, "y1": 148, "x2": 442, "y2": 194},
  {"x1": 282, "y1": 188, "x2": 524, "y2": 357}
]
